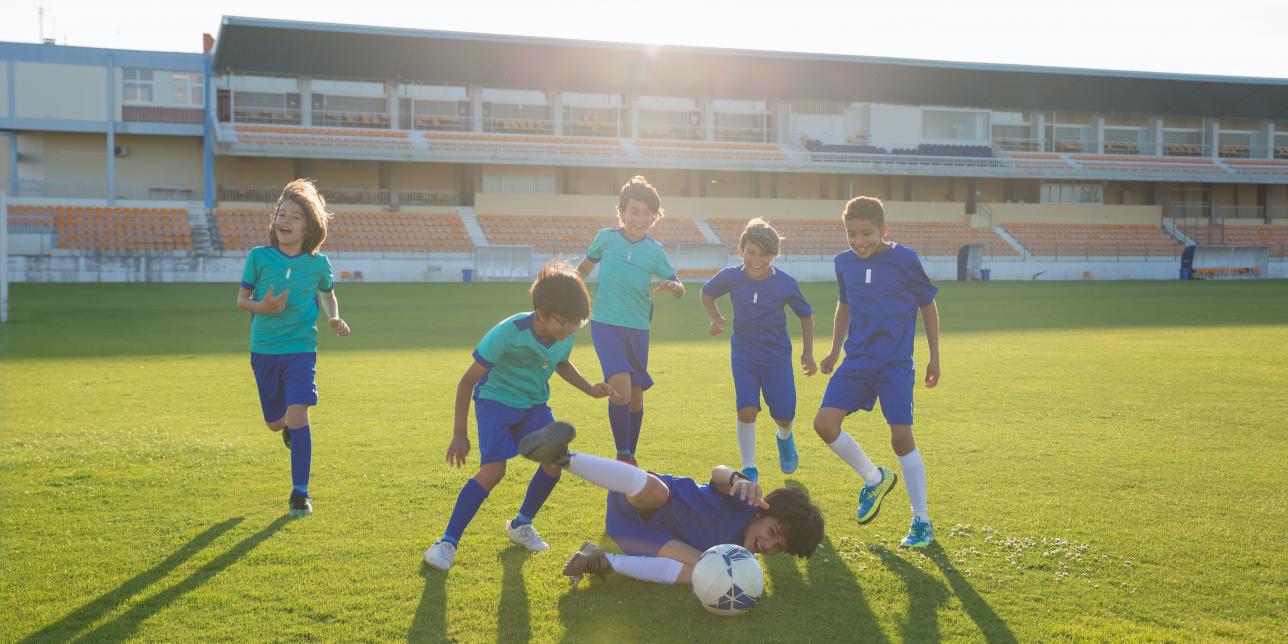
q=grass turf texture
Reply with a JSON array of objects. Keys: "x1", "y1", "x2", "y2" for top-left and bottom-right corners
[{"x1": 2, "y1": 280, "x2": 1286, "y2": 642}]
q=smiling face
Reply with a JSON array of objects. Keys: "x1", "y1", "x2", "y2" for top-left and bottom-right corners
[
  {"x1": 618, "y1": 198, "x2": 658, "y2": 242},
  {"x1": 844, "y1": 216, "x2": 890, "y2": 259},
  {"x1": 739, "y1": 240, "x2": 776, "y2": 280},
  {"x1": 272, "y1": 200, "x2": 309, "y2": 250},
  {"x1": 742, "y1": 515, "x2": 787, "y2": 555}
]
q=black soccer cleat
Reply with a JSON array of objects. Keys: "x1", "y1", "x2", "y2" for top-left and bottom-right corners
[
  {"x1": 289, "y1": 490, "x2": 312, "y2": 517},
  {"x1": 518, "y1": 421, "x2": 576, "y2": 467},
  {"x1": 562, "y1": 540, "x2": 612, "y2": 587}
]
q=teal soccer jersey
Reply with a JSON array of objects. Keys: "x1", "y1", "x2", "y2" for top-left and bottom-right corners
[
  {"x1": 472, "y1": 312, "x2": 577, "y2": 408},
  {"x1": 585, "y1": 228, "x2": 677, "y2": 330},
  {"x1": 240, "y1": 246, "x2": 335, "y2": 354}
]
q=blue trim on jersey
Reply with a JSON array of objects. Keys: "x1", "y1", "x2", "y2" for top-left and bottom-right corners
[
  {"x1": 471, "y1": 349, "x2": 493, "y2": 368},
  {"x1": 240, "y1": 281, "x2": 255, "y2": 290},
  {"x1": 512, "y1": 313, "x2": 555, "y2": 348}
]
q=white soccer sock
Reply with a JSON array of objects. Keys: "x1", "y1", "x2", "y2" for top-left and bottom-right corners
[
  {"x1": 827, "y1": 431, "x2": 882, "y2": 486},
  {"x1": 898, "y1": 448, "x2": 930, "y2": 522},
  {"x1": 776, "y1": 421, "x2": 793, "y2": 440},
  {"x1": 736, "y1": 419, "x2": 757, "y2": 469},
  {"x1": 567, "y1": 453, "x2": 648, "y2": 496},
  {"x1": 605, "y1": 553, "x2": 683, "y2": 585}
]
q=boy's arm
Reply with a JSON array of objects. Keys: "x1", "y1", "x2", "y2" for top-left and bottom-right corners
[
  {"x1": 448, "y1": 362, "x2": 488, "y2": 467},
  {"x1": 319, "y1": 290, "x2": 350, "y2": 336},
  {"x1": 701, "y1": 293, "x2": 726, "y2": 335},
  {"x1": 555, "y1": 361, "x2": 614, "y2": 398},
  {"x1": 820, "y1": 302, "x2": 850, "y2": 374},
  {"x1": 920, "y1": 299, "x2": 941, "y2": 388},
  {"x1": 576, "y1": 257, "x2": 596, "y2": 278},
  {"x1": 711, "y1": 465, "x2": 769, "y2": 508},
  {"x1": 799, "y1": 314, "x2": 817, "y2": 376},
  {"x1": 236, "y1": 285, "x2": 285, "y2": 314}
]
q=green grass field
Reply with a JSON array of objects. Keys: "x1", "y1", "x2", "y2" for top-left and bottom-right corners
[{"x1": 2, "y1": 280, "x2": 1286, "y2": 642}]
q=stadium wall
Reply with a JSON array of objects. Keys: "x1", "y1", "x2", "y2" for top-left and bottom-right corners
[
  {"x1": 14, "y1": 62, "x2": 108, "y2": 121},
  {"x1": 115, "y1": 135, "x2": 204, "y2": 195}
]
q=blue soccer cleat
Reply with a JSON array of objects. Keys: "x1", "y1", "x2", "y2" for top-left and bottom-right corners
[
  {"x1": 900, "y1": 518, "x2": 935, "y2": 549},
  {"x1": 856, "y1": 466, "x2": 896, "y2": 524},
  {"x1": 740, "y1": 466, "x2": 759, "y2": 483},
  {"x1": 776, "y1": 433, "x2": 799, "y2": 474}
]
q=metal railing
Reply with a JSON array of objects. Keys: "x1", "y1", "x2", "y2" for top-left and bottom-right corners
[
  {"x1": 16, "y1": 180, "x2": 199, "y2": 201},
  {"x1": 216, "y1": 185, "x2": 457, "y2": 207}
]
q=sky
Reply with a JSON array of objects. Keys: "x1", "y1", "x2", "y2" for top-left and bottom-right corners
[{"x1": 2, "y1": 0, "x2": 1284, "y2": 80}]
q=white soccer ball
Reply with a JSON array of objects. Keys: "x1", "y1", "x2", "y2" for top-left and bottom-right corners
[{"x1": 690, "y1": 543, "x2": 764, "y2": 616}]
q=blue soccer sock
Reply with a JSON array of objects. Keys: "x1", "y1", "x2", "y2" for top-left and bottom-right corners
[
  {"x1": 288, "y1": 425, "x2": 312, "y2": 494},
  {"x1": 442, "y1": 478, "x2": 490, "y2": 545},
  {"x1": 628, "y1": 407, "x2": 644, "y2": 455},
  {"x1": 513, "y1": 466, "x2": 561, "y2": 528},
  {"x1": 609, "y1": 402, "x2": 632, "y2": 456}
]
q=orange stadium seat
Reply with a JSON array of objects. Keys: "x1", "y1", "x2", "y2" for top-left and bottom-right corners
[
  {"x1": 1000, "y1": 223, "x2": 1181, "y2": 257},
  {"x1": 46, "y1": 206, "x2": 193, "y2": 252},
  {"x1": 706, "y1": 218, "x2": 1019, "y2": 257},
  {"x1": 213, "y1": 210, "x2": 473, "y2": 253}
]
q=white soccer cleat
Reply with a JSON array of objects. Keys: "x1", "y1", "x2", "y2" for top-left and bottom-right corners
[
  {"x1": 424, "y1": 540, "x2": 457, "y2": 570},
  {"x1": 506, "y1": 521, "x2": 551, "y2": 552}
]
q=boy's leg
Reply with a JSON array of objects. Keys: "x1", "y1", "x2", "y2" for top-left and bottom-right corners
[
  {"x1": 250, "y1": 353, "x2": 290, "y2": 445},
  {"x1": 628, "y1": 388, "x2": 644, "y2": 459},
  {"x1": 282, "y1": 353, "x2": 319, "y2": 516},
  {"x1": 890, "y1": 425, "x2": 928, "y2": 521},
  {"x1": 517, "y1": 421, "x2": 664, "y2": 507},
  {"x1": 426, "y1": 463, "x2": 505, "y2": 570},
  {"x1": 592, "y1": 321, "x2": 640, "y2": 461},
  {"x1": 624, "y1": 328, "x2": 652, "y2": 460},
  {"x1": 563, "y1": 540, "x2": 687, "y2": 587},
  {"x1": 732, "y1": 354, "x2": 760, "y2": 477},
  {"x1": 606, "y1": 372, "x2": 633, "y2": 461},
  {"x1": 760, "y1": 361, "x2": 799, "y2": 475},
  {"x1": 876, "y1": 367, "x2": 934, "y2": 547}
]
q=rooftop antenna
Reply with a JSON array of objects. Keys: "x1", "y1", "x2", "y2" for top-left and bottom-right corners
[{"x1": 38, "y1": 5, "x2": 55, "y2": 45}]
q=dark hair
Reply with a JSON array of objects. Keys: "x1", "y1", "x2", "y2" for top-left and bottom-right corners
[
  {"x1": 740, "y1": 217, "x2": 782, "y2": 256},
  {"x1": 530, "y1": 259, "x2": 591, "y2": 322},
  {"x1": 271, "y1": 178, "x2": 332, "y2": 255},
  {"x1": 617, "y1": 175, "x2": 664, "y2": 219},
  {"x1": 762, "y1": 487, "x2": 825, "y2": 558},
  {"x1": 843, "y1": 196, "x2": 885, "y2": 228}
]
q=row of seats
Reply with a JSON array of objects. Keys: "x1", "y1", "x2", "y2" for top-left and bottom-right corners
[
  {"x1": 705, "y1": 218, "x2": 1018, "y2": 257},
  {"x1": 233, "y1": 124, "x2": 412, "y2": 149},
  {"x1": 1002, "y1": 223, "x2": 1180, "y2": 257},
  {"x1": 46, "y1": 207, "x2": 193, "y2": 251},
  {"x1": 476, "y1": 215, "x2": 707, "y2": 254},
  {"x1": 214, "y1": 210, "x2": 473, "y2": 253},
  {"x1": 1179, "y1": 223, "x2": 1288, "y2": 257}
]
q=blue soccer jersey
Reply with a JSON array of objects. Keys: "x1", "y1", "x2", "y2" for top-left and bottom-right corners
[
  {"x1": 702, "y1": 266, "x2": 812, "y2": 365},
  {"x1": 472, "y1": 312, "x2": 577, "y2": 408},
  {"x1": 585, "y1": 228, "x2": 677, "y2": 330},
  {"x1": 240, "y1": 246, "x2": 335, "y2": 355},
  {"x1": 834, "y1": 244, "x2": 937, "y2": 371},
  {"x1": 606, "y1": 474, "x2": 762, "y2": 555}
]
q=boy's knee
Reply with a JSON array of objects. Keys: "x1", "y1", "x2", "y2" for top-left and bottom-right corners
[
  {"x1": 475, "y1": 462, "x2": 506, "y2": 490},
  {"x1": 285, "y1": 405, "x2": 309, "y2": 428},
  {"x1": 609, "y1": 390, "x2": 631, "y2": 406},
  {"x1": 266, "y1": 418, "x2": 287, "y2": 431},
  {"x1": 736, "y1": 408, "x2": 758, "y2": 423},
  {"x1": 812, "y1": 415, "x2": 839, "y2": 441}
]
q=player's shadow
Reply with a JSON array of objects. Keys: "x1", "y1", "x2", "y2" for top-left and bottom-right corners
[
  {"x1": 407, "y1": 563, "x2": 449, "y2": 643},
  {"x1": 764, "y1": 480, "x2": 889, "y2": 642},
  {"x1": 496, "y1": 548, "x2": 534, "y2": 642},
  {"x1": 923, "y1": 543, "x2": 1017, "y2": 644},
  {"x1": 23, "y1": 515, "x2": 288, "y2": 643},
  {"x1": 19, "y1": 517, "x2": 244, "y2": 643},
  {"x1": 869, "y1": 545, "x2": 951, "y2": 642}
]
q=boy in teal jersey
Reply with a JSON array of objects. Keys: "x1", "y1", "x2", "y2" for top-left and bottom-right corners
[
  {"x1": 236, "y1": 179, "x2": 350, "y2": 518},
  {"x1": 576, "y1": 176, "x2": 684, "y2": 466},
  {"x1": 425, "y1": 260, "x2": 614, "y2": 571}
]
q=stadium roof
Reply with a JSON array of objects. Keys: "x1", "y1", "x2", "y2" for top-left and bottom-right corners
[{"x1": 212, "y1": 16, "x2": 1288, "y2": 120}]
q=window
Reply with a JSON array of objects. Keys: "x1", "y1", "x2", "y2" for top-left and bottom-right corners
[
  {"x1": 123, "y1": 68, "x2": 154, "y2": 103},
  {"x1": 1041, "y1": 183, "x2": 1103, "y2": 204},
  {"x1": 172, "y1": 72, "x2": 203, "y2": 106}
]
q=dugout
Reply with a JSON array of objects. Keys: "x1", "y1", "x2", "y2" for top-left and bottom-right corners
[{"x1": 1181, "y1": 245, "x2": 1269, "y2": 280}]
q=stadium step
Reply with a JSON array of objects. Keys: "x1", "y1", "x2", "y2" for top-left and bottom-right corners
[
  {"x1": 993, "y1": 225, "x2": 1030, "y2": 257},
  {"x1": 457, "y1": 207, "x2": 490, "y2": 248}
]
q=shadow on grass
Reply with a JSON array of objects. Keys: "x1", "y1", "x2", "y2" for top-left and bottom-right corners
[
  {"x1": 497, "y1": 548, "x2": 534, "y2": 642},
  {"x1": 23, "y1": 516, "x2": 289, "y2": 643},
  {"x1": 869, "y1": 545, "x2": 951, "y2": 642},
  {"x1": 407, "y1": 562, "x2": 448, "y2": 643},
  {"x1": 923, "y1": 543, "x2": 1018, "y2": 644},
  {"x1": 19, "y1": 518, "x2": 243, "y2": 643}
]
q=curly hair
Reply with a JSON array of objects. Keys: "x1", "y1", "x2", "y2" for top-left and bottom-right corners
[
  {"x1": 616, "y1": 175, "x2": 664, "y2": 219},
  {"x1": 762, "y1": 487, "x2": 825, "y2": 558}
]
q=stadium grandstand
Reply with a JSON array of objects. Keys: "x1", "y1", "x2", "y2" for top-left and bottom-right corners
[{"x1": 3, "y1": 15, "x2": 1288, "y2": 283}]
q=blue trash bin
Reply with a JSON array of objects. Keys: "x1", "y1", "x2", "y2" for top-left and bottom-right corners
[
  {"x1": 980, "y1": 268, "x2": 991, "y2": 282},
  {"x1": 1179, "y1": 268, "x2": 1191, "y2": 280},
  {"x1": 462, "y1": 268, "x2": 474, "y2": 283}
]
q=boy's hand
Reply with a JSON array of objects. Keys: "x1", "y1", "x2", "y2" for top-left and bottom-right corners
[
  {"x1": 924, "y1": 357, "x2": 940, "y2": 388},
  {"x1": 800, "y1": 352, "x2": 817, "y2": 377},
  {"x1": 330, "y1": 317, "x2": 350, "y2": 336},
  {"x1": 261, "y1": 286, "x2": 288, "y2": 314},
  {"x1": 652, "y1": 279, "x2": 681, "y2": 294},
  {"x1": 708, "y1": 317, "x2": 727, "y2": 336},
  {"x1": 731, "y1": 478, "x2": 771, "y2": 509},
  {"x1": 446, "y1": 434, "x2": 470, "y2": 467},
  {"x1": 587, "y1": 382, "x2": 616, "y2": 399},
  {"x1": 820, "y1": 352, "x2": 840, "y2": 375}
]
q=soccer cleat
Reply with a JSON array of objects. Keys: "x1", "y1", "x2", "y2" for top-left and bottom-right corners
[
  {"x1": 288, "y1": 490, "x2": 312, "y2": 517},
  {"x1": 740, "y1": 466, "x2": 759, "y2": 483},
  {"x1": 562, "y1": 540, "x2": 612, "y2": 587},
  {"x1": 900, "y1": 518, "x2": 935, "y2": 549},
  {"x1": 424, "y1": 540, "x2": 457, "y2": 570},
  {"x1": 776, "y1": 433, "x2": 799, "y2": 474},
  {"x1": 518, "y1": 421, "x2": 575, "y2": 467},
  {"x1": 274, "y1": 426, "x2": 291, "y2": 448},
  {"x1": 615, "y1": 453, "x2": 638, "y2": 467},
  {"x1": 856, "y1": 466, "x2": 897, "y2": 524},
  {"x1": 507, "y1": 521, "x2": 551, "y2": 552}
]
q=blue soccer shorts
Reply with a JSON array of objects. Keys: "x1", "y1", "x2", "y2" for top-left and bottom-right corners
[
  {"x1": 590, "y1": 321, "x2": 654, "y2": 390},
  {"x1": 250, "y1": 352, "x2": 318, "y2": 423},
  {"x1": 474, "y1": 398, "x2": 556, "y2": 464},
  {"x1": 731, "y1": 354, "x2": 797, "y2": 422},
  {"x1": 819, "y1": 363, "x2": 916, "y2": 426}
]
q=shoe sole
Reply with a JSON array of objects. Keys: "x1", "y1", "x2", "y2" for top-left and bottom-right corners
[
  {"x1": 518, "y1": 421, "x2": 576, "y2": 464},
  {"x1": 424, "y1": 552, "x2": 452, "y2": 570},
  {"x1": 857, "y1": 470, "x2": 897, "y2": 525},
  {"x1": 289, "y1": 508, "x2": 312, "y2": 517},
  {"x1": 899, "y1": 540, "x2": 933, "y2": 549}
]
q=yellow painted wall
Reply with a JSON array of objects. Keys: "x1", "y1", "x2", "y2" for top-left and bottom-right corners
[
  {"x1": 15, "y1": 62, "x2": 108, "y2": 120},
  {"x1": 312, "y1": 159, "x2": 380, "y2": 189},
  {"x1": 215, "y1": 156, "x2": 296, "y2": 188},
  {"x1": 991, "y1": 203, "x2": 1162, "y2": 224},
  {"x1": 114, "y1": 135, "x2": 203, "y2": 191},
  {"x1": 475, "y1": 193, "x2": 964, "y2": 221},
  {"x1": 40, "y1": 132, "x2": 107, "y2": 182},
  {"x1": 397, "y1": 163, "x2": 456, "y2": 192}
]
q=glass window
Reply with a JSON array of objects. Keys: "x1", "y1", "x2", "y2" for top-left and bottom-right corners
[
  {"x1": 172, "y1": 72, "x2": 204, "y2": 106},
  {"x1": 123, "y1": 68, "x2": 154, "y2": 103}
]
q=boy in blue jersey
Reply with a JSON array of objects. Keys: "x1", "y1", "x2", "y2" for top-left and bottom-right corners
[
  {"x1": 517, "y1": 421, "x2": 824, "y2": 587},
  {"x1": 424, "y1": 261, "x2": 615, "y2": 571},
  {"x1": 236, "y1": 179, "x2": 351, "y2": 518},
  {"x1": 701, "y1": 218, "x2": 816, "y2": 483},
  {"x1": 814, "y1": 196, "x2": 941, "y2": 548},
  {"x1": 576, "y1": 176, "x2": 684, "y2": 466}
]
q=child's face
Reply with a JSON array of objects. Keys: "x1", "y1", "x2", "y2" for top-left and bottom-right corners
[
  {"x1": 274, "y1": 200, "x2": 309, "y2": 248},
  {"x1": 619, "y1": 198, "x2": 658, "y2": 242},
  {"x1": 738, "y1": 241, "x2": 776, "y2": 280},
  {"x1": 534, "y1": 311, "x2": 584, "y2": 342},
  {"x1": 844, "y1": 217, "x2": 889, "y2": 259},
  {"x1": 742, "y1": 515, "x2": 787, "y2": 555}
]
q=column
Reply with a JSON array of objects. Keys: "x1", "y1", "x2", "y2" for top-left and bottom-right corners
[
  {"x1": 105, "y1": 55, "x2": 116, "y2": 205},
  {"x1": 469, "y1": 84, "x2": 483, "y2": 133},
  {"x1": 1030, "y1": 111, "x2": 1045, "y2": 152}
]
